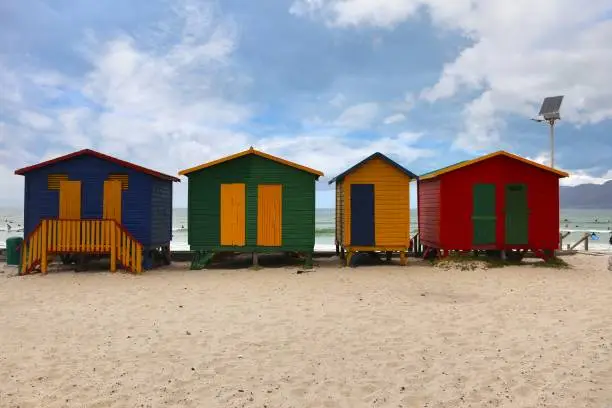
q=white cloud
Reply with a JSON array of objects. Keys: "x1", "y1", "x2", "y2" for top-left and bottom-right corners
[
  {"x1": 334, "y1": 102, "x2": 380, "y2": 129},
  {"x1": 257, "y1": 129, "x2": 431, "y2": 181},
  {"x1": 390, "y1": 93, "x2": 415, "y2": 113},
  {"x1": 329, "y1": 93, "x2": 346, "y2": 107},
  {"x1": 0, "y1": 0, "x2": 252, "y2": 206},
  {"x1": 527, "y1": 152, "x2": 612, "y2": 186},
  {"x1": 0, "y1": 164, "x2": 24, "y2": 207},
  {"x1": 383, "y1": 113, "x2": 406, "y2": 125},
  {"x1": 18, "y1": 111, "x2": 55, "y2": 131},
  {"x1": 561, "y1": 170, "x2": 612, "y2": 187},
  {"x1": 291, "y1": 0, "x2": 612, "y2": 152},
  {"x1": 290, "y1": 0, "x2": 421, "y2": 28},
  {"x1": 526, "y1": 152, "x2": 551, "y2": 167}
]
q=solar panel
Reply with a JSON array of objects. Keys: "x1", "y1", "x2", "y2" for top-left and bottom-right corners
[{"x1": 538, "y1": 95, "x2": 564, "y2": 120}]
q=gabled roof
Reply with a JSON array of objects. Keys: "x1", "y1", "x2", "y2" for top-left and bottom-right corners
[
  {"x1": 328, "y1": 152, "x2": 418, "y2": 184},
  {"x1": 14, "y1": 149, "x2": 180, "y2": 182},
  {"x1": 419, "y1": 151, "x2": 569, "y2": 180},
  {"x1": 419, "y1": 160, "x2": 470, "y2": 179},
  {"x1": 178, "y1": 147, "x2": 324, "y2": 178}
]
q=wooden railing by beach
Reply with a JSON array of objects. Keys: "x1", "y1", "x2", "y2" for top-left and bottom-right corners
[
  {"x1": 21, "y1": 219, "x2": 143, "y2": 275},
  {"x1": 560, "y1": 231, "x2": 593, "y2": 252}
]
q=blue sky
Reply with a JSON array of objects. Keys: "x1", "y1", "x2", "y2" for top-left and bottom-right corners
[{"x1": 1, "y1": 0, "x2": 612, "y2": 208}]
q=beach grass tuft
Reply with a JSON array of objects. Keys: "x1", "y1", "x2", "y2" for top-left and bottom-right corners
[{"x1": 432, "y1": 253, "x2": 571, "y2": 270}]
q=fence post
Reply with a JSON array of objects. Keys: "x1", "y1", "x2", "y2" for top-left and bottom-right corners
[
  {"x1": 110, "y1": 222, "x2": 117, "y2": 272},
  {"x1": 136, "y1": 245, "x2": 142, "y2": 273},
  {"x1": 41, "y1": 220, "x2": 48, "y2": 274}
]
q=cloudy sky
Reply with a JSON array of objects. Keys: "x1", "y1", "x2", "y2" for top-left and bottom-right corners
[{"x1": 1, "y1": 0, "x2": 612, "y2": 208}]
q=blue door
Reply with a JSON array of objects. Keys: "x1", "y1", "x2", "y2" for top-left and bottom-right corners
[{"x1": 350, "y1": 184, "x2": 375, "y2": 246}]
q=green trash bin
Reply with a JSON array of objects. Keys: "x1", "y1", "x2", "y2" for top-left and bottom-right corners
[{"x1": 6, "y1": 237, "x2": 23, "y2": 266}]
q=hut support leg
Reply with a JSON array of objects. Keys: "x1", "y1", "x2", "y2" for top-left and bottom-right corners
[
  {"x1": 346, "y1": 251, "x2": 354, "y2": 267},
  {"x1": 335, "y1": 244, "x2": 340, "y2": 256},
  {"x1": 400, "y1": 251, "x2": 407, "y2": 266},
  {"x1": 304, "y1": 252, "x2": 313, "y2": 269},
  {"x1": 385, "y1": 251, "x2": 392, "y2": 262},
  {"x1": 163, "y1": 245, "x2": 171, "y2": 265},
  {"x1": 142, "y1": 250, "x2": 154, "y2": 270},
  {"x1": 252, "y1": 252, "x2": 259, "y2": 267},
  {"x1": 340, "y1": 248, "x2": 346, "y2": 261}
]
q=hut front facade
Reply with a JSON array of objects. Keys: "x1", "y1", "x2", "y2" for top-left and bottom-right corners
[
  {"x1": 178, "y1": 148, "x2": 323, "y2": 268},
  {"x1": 418, "y1": 151, "x2": 569, "y2": 259},
  {"x1": 15, "y1": 149, "x2": 179, "y2": 274},
  {"x1": 329, "y1": 153, "x2": 418, "y2": 266}
]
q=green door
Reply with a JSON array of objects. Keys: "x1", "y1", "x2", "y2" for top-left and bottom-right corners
[
  {"x1": 505, "y1": 184, "x2": 529, "y2": 245},
  {"x1": 472, "y1": 184, "x2": 497, "y2": 245}
]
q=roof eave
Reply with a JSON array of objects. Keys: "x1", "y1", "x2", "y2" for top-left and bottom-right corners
[
  {"x1": 178, "y1": 148, "x2": 324, "y2": 178},
  {"x1": 14, "y1": 149, "x2": 180, "y2": 182},
  {"x1": 328, "y1": 152, "x2": 417, "y2": 184},
  {"x1": 419, "y1": 151, "x2": 570, "y2": 180}
]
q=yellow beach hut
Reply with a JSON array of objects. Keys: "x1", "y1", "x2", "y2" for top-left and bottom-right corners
[{"x1": 328, "y1": 152, "x2": 418, "y2": 266}]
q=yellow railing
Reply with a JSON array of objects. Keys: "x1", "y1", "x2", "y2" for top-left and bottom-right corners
[{"x1": 21, "y1": 219, "x2": 143, "y2": 275}]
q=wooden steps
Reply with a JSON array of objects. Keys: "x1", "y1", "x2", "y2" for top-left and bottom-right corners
[{"x1": 20, "y1": 219, "x2": 144, "y2": 275}]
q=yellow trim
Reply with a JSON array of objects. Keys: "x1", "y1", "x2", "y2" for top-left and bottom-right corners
[
  {"x1": 178, "y1": 147, "x2": 324, "y2": 177},
  {"x1": 346, "y1": 246, "x2": 409, "y2": 251},
  {"x1": 420, "y1": 151, "x2": 569, "y2": 180}
]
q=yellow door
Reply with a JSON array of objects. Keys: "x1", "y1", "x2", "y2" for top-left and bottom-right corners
[
  {"x1": 257, "y1": 184, "x2": 282, "y2": 246},
  {"x1": 103, "y1": 180, "x2": 122, "y2": 223},
  {"x1": 59, "y1": 181, "x2": 81, "y2": 219},
  {"x1": 220, "y1": 184, "x2": 246, "y2": 246}
]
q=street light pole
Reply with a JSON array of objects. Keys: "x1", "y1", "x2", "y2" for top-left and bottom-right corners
[
  {"x1": 549, "y1": 119, "x2": 555, "y2": 168},
  {"x1": 534, "y1": 95, "x2": 563, "y2": 169}
]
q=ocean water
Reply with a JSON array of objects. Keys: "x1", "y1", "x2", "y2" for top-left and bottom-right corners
[{"x1": 1, "y1": 208, "x2": 611, "y2": 252}]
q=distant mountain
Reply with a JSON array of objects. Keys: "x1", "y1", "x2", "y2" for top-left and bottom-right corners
[{"x1": 560, "y1": 181, "x2": 612, "y2": 209}]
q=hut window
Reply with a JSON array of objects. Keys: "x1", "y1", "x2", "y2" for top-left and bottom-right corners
[
  {"x1": 107, "y1": 174, "x2": 128, "y2": 190},
  {"x1": 48, "y1": 174, "x2": 69, "y2": 190}
]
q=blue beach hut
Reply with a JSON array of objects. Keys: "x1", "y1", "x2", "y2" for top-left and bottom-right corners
[{"x1": 14, "y1": 149, "x2": 179, "y2": 274}]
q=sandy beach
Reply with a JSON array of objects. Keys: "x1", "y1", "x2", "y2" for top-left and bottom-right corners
[{"x1": 1, "y1": 254, "x2": 612, "y2": 408}]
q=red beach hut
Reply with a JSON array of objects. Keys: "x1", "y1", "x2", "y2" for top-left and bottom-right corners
[{"x1": 417, "y1": 151, "x2": 569, "y2": 259}]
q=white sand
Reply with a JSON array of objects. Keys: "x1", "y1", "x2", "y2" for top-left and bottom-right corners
[{"x1": 1, "y1": 254, "x2": 612, "y2": 408}]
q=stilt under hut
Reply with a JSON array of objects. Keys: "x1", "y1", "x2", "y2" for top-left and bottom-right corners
[
  {"x1": 418, "y1": 151, "x2": 569, "y2": 260},
  {"x1": 178, "y1": 147, "x2": 323, "y2": 269},
  {"x1": 15, "y1": 149, "x2": 179, "y2": 274},
  {"x1": 328, "y1": 152, "x2": 418, "y2": 266}
]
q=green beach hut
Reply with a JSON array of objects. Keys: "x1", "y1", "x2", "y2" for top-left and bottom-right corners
[{"x1": 178, "y1": 147, "x2": 323, "y2": 269}]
